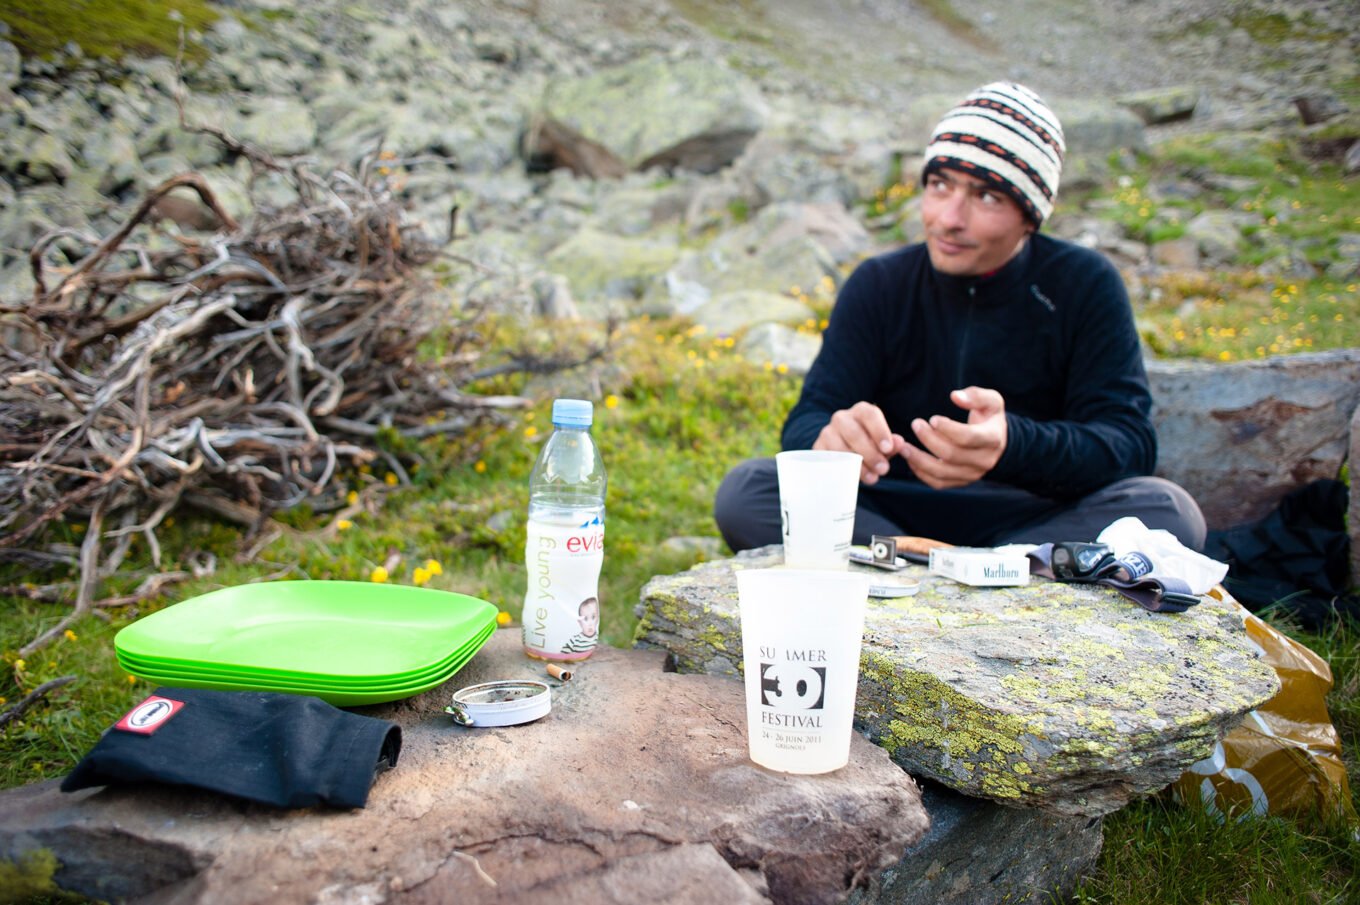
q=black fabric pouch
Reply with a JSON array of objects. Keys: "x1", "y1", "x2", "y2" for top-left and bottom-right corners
[
  {"x1": 1203, "y1": 478, "x2": 1358, "y2": 630},
  {"x1": 61, "y1": 687, "x2": 402, "y2": 809}
]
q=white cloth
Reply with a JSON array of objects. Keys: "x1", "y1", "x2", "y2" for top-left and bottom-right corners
[{"x1": 1097, "y1": 516, "x2": 1228, "y2": 595}]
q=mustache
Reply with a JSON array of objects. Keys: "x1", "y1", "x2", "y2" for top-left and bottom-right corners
[{"x1": 927, "y1": 229, "x2": 977, "y2": 248}]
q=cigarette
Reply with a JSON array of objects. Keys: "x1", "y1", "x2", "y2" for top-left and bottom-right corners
[{"x1": 546, "y1": 663, "x2": 572, "y2": 682}]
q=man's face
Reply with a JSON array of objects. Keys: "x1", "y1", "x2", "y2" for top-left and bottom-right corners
[{"x1": 921, "y1": 168, "x2": 1033, "y2": 276}]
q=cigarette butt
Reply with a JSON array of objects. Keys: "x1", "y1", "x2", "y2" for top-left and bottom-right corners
[{"x1": 546, "y1": 664, "x2": 572, "y2": 682}]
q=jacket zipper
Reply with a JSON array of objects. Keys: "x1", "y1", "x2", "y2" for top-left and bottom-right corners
[{"x1": 956, "y1": 284, "x2": 976, "y2": 387}]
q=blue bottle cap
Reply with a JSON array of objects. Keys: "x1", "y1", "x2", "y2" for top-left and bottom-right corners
[{"x1": 551, "y1": 398, "x2": 594, "y2": 428}]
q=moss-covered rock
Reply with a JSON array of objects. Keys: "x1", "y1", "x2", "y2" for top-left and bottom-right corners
[
  {"x1": 636, "y1": 546, "x2": 1279, "y2": 816},
  {"x1": 544, "y1": 226, "x2": 680, "y2": 313},
  {"x1": 537, "y1": 55, "x2": 769, "y2": 174}
]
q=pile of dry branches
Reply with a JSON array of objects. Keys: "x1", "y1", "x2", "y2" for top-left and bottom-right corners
[{"x1": 1, "y1": 161, "x2": 536, "y2": 655}]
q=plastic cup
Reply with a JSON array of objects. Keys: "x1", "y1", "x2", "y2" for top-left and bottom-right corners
[
  {"x1": 736, "y1": 568, "x2": 871, "y2": 774},
  {"x1": 776, "y1": 450, "x2": 861, "y2": 570}
]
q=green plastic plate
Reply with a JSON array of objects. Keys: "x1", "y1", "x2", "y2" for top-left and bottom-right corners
[
  {"x1": 115, "y1": 581, "x2": 498, "y2": 681},
  {"x1": 119, "y1": 622, "x2": 496, "y2": 706},
  {"x1": 115, "y1": 612, "x2": 494, "y2": 685},
  {"x1": 115, "y1": 621, "x2": 489, "y2": 689}
]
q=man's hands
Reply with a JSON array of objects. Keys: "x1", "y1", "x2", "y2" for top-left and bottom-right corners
[
  {"x1": 813, "y1": 402, "x2": 907, "y2": 485},
  {"x1": 813, "y1": 388, "x2": 1008, "y2": 489},
  {"x1": 902, "y1": 387, "x2": 1007, "y2": 489}
]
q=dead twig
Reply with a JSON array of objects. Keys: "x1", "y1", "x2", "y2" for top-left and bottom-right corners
[
  {"x1": 2, "y1": 115, "x2": 611, "y2": 658},
  {"x1": 0, "y1": 676, "x2": 78, "y2": 732},
  {"x1": 18, "y1": 498, "x2": 106, "y2": 658}
]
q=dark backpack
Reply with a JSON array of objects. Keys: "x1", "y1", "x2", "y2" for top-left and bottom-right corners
[{"x1": 1202, "y1": 479, "x2": 1357, "y2": 630}]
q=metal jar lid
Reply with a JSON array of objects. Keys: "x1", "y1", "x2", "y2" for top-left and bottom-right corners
[{"x1": 445, "y1": 680, "x2": 552, "y2": 728}]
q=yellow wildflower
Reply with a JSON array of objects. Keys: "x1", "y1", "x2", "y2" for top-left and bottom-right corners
[
  {"x1": 371, "y1": 566, "x2": 390, "y2": 583},
  {"x1": 425, "y1": 559, "x2": 443, "y2": 576},
  {"x1": 413, "y1": 567, "x2": 432, "y2": 587},
  {"x1": 524, "y1": 425, "x2": 538, "y2": 439},
  {"x1": 337, "y1": 519, "x2": 353, "y2": 531},
  {"x1": 347, "y1": 490, "x2": 359, "y2": 505},
  {"x1": 474, "y1": 460, "x2": 487, "y2": 473},
  {"x1": 496, "y1": 611, "x2": 513, "y2": 626},
  {"x1": 64, "y1": 629, "x2": 77, "y2": 642},
  {"x1": 604, "y1": 394, "x2": 620, "y2": 410},
  {"x1": 384, "y1": 473, "x2": 398, "y2": 486}
]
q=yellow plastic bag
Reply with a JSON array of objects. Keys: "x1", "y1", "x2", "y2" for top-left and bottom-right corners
[{"x1": 1174, "y1": 589, "x2": 1355, "y2": 822}]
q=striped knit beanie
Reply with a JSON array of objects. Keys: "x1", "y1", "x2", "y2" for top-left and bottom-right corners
[{"x1": 922, "y1": 82, "x2": 1066, "y2": 228}]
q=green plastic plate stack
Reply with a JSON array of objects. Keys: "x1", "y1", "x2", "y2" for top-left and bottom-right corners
[{"x1": 114, "y1": 581, "x2": 499, "y2": 705}]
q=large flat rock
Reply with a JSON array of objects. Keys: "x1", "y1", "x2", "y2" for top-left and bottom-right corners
[
  {"x1": 637, "y1": 548, "x2": 1280, "y2": 817},
  {"x1": 0, "y1": 630, "x2": 927, "y2": 905},
  {"x1": 1147, "y1": 349, "x2": 1360, "y2": 530}
]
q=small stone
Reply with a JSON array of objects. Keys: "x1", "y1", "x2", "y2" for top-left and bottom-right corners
[
  {"x1": 484, "y1": 510, "x2": 515, "y2": 534},
  {"x1": 1117, "y1": 86, "x2": 1200, "y2": 125},
  {"x1": 0, "y1": 41, "x2": 20, "y2": 90},
  {"x1": 1293, "y1": 92, "x2": 1349, "y2": 126},
  {"x1": 737, "y1": 323, "x2": 822, "y2": 376},
  {"x1": 1152, "y1": 238, "x2": 1200, "y2": 270}
]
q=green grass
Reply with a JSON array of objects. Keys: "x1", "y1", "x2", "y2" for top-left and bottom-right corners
[
  {"x1": 1072, "y1": 614, "x2": 1360, "y2": 904},
  {"x1": 1067, "y1": 134, "x2": 1360, "y2": 362},
  {"x1": 3, "y1": 129, "x2": 1359, "y2": 901},
  {"x1": 0, "y1": 0, "x2": 218, "y2": 64},
  {"x1": 1076, "y1": 793, "x2": 1360, "y2": 904}
]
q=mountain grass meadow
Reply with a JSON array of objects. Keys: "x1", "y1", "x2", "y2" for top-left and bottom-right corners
[{"x1": 2, "y1": 130, "x2": 1358, "y2": 904}]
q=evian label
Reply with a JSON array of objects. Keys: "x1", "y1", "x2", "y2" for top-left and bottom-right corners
[
  {"x1": 523, "y1": 513, "x2": 604, "y2": 660},
  {"x1": 115, "y1": 695, "x2": 185, "y2": 735}
]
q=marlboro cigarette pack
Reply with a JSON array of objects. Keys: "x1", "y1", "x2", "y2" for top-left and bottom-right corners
[{"x1": 928, "y1": 547, "x2": 1030, "y2": 587}]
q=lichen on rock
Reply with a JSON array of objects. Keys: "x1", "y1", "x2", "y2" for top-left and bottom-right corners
[{"x1": 636, "y1": 545, "x2": 1280, "y2": 816}]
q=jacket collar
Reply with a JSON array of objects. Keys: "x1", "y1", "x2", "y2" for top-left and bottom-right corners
[{"x1": 931, "y1": 237, "x2": 1033, "y2": 306}]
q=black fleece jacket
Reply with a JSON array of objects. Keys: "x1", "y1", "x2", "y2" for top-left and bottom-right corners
[{"x1": 782, "y1": 234, "x2": 1157, "y2": 501}]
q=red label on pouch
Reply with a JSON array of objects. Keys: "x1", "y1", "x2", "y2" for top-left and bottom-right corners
[{"x1": 115, "y1": 695, "x2": 185, "y2": 735}]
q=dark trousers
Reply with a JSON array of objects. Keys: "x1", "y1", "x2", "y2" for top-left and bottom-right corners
[{"x1": 713, "y1": 457, "x2": 1207, "y2": 552}]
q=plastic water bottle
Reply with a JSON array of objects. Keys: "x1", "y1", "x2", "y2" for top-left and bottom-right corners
[{"x1": 522, "y1": 398, "x2": 606, "y2": 661}]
